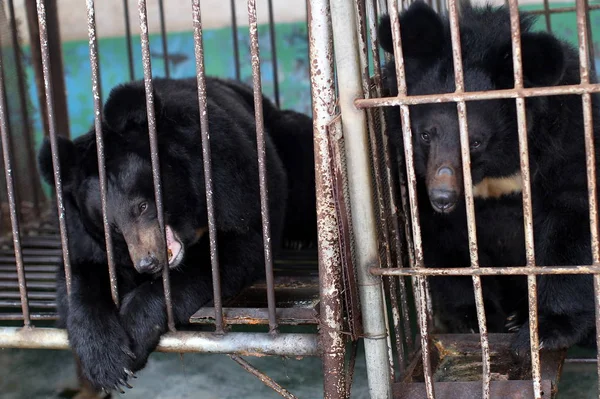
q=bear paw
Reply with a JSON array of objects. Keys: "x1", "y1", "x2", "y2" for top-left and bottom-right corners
[{"x1": 74, "y1": 328, "x2": 137, "y2": 392}]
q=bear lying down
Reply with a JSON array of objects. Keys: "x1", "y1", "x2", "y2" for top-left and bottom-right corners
[{"x1": 37, "y1": 77, "x2": 308, "y2": 391}]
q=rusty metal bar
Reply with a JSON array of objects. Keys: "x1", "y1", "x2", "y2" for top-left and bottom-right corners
[
  {"x1": 266, "y1": 0, "x2": 280, "y2": 108},
  {"x1": 230, "y1": 0, "x2": 241, "y2": 81},
  {"x1": 247, "y1": 0, "x2": 278, "y2": 334},
  {"x1": 229, "y1": 355, "x2": 298, "y2": 399},
  {"x1": 447, "y1": 0, "x2": 491, "y2": 396},
  {"x1": 574, "y1": 1, "x2": 600, "y2": 397},
  {"x1": 355, "y1": 82, "x2": 600, "y2": 108},
  {"x1": 507, "y1": 2, "x2": 542, "y2": 397},
  {"x1": 123, "y1": 0, "x2": 135, "y2": 80},
  {"x1": 371, "y1": 264, "x2": 600, "y2": 276},
  {"x1": 158, "y1": 0, "x2": 170, "y2": 78},
  {"x1": 584, "y1": 0, "x2": 596, "y2": 74},
  {"x1": 542, "y1": 0, "x2": 552, "y2": 32},
  {"x1": 85, "y1": 0, "x2": 119, "y2": 307},
  {"x1": 190, "y1": 0, "x2": 225, "y2": 334},
  {"x1": 7, "y1": 0, "x2": 43, "y2": 218},
  {"x1": 368, "y1": 0, "x2": 412, "y2": 367},
  {"x1": 0, "y1": 48, "x2": 30, "y2": 327},
  {"x1": 0, "y1": 327, "x2": 319, "y2": 356},
  {"x1": 329, "y1": 0, "x2": 392, "y2": 396},
  {"x1": 35, "y1": 0, "x2": 72, "y2": 296},
  {"x1": 137, "y1": 0, "x2": 175, "y2": 332},
  {"x1": 355, "y1": 0, "x2": 398, "y2": 380},
  {"x1": 387, "y1": 0, "x2": 434, "y2": 396},
  {"x1": 307, "y1": 0, "x2": 348, "y2": 397}
]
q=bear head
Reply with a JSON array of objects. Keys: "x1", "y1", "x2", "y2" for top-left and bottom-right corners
[
  {"x1": 379, "y1": 1, "x2": 569, "y2": 213},
  {"x1": 38, "y1": 81, "x2": 241, "y2": 275}
]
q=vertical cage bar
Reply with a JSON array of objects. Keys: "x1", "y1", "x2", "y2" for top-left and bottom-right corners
[
  {"x1": 191, "y1": 0, "x2": 224, "y2": 334},
  {"x1": 447, "y1": 0, "x2": 491, "y2": 397},
  {"x1": 584, "y1": 0, "x2": 596, "y2": 74},
  {"x1": 542, "y1": 0, "x2": 552, "y2": 32},
  {"x1": 85, "y1": 0, "x2": 119, "y2": 306},
  {"x1": 137, "y1": 0, "x2": 175, "y2": 332},
  {"x1": 230, "y1": 0, "x2": 241, "y2": 81},
  {"x1": 575, "y1": 1, "x2": 600, "y2": 396},
  {"x1": 308, "y1": 0, "x2": 348, "y2": 397},
  {"x1": 507, "y1": 1, "x2": 542, "y2": 397},
  {"x1": 158, "y1": 0, "x2": 170, "y2": 78},
  {"x1": 387, "y1": 0, "x2": 435, "y2": 396},
  {"x1": 366, "y1": 0, "x2": 413, "y2": 358},
  {"x1": 360, "y1": 0, "x2": 407, "y2": 376},
  {"x1": 35, "y1": 0, "x2": 73, "y2": 295},
  {"x1": 247, "y1": 0, "x2": 278, "y2": 334},
  {"x1": 266, "y1": 0, "x2": 280, "y2": 108},
  {"x1": 329, "y1": 0, "x2": 393, "y2": 396},
  {"x1": 123, "y1": 0, "x2": 136, "y2": 81},
  {"x1": 7, "y1": 0, "x2": 43, "y2": 218},
  {"x1": 0, "y1": 48, "x2": 30, "y2": 326}
]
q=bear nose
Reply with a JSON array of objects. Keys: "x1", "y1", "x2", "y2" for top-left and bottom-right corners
[
  {"x1": 437, "y1": 166, "x2": 454, "y2": 176},
  {"x1": 137, "y1": 255, "x2": 160, "y2": 274},
  {"x1": 430, "y1": 188, "x2": 458, "y2": 212}
]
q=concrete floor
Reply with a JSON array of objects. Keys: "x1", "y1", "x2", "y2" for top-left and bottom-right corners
[{"x1": 0, "y1": 345, "x2": 596, "y2": 398}]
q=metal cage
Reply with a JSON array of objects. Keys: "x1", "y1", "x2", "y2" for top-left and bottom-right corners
[{"x1": 0, "y1": 0, "x2": 599, "y2": 398}]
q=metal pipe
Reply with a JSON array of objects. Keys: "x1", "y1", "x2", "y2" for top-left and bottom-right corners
[
  {"x1": 35, "y1": 0, "x2": 73, "y2": 296},
  {"x1": 7, "y1": 0, "x2": 43, "y2": 219},
  {"x1": 230, "y1": 355, "x2": 298, "y2": 399},
  {"x1": 355, "y1": 82, "x2": 600, "y2": 108},
  {"x1": 230, "y1": 0, "x2": 241, "y2": 81},
  {"x1": 307, "y1": 0, "x2": 348, "y2": 397},
  {"x1": 0, "y1": 44, "x2": 30, "y2": 327},
  {"x1": 190, "y1": 0, "x2": 225, "y2": 334},
  {"x1": 247, "y1": 0, "x2": 278, "y2": 334},
  {"x1": 85, "y1": 0, "x2": 119, "y2": 307},
  {"x1": 447, "y1": 0, "x2": 491, "y2": 396},
  {"x1": 507, "y1": 2, "x2": 542, "y2": 397},
  {"x1": 137, "y1": 0, "x2": 175, "y2": 332},
  {"x1": 158, "y1": 0, "x2": 170, "y2": 78},
  {"x1": 0, "y1": 327, "x2": 319, "y2": 356},
  {"x1": 123, "y1": 0, "x2": 135, "y2": 80},
  {"x1": 329, "y1": 0, "x2": 392, "y2": 397},
  {"x1": 574, "y1": 1, "x2": 600, "y2": 397},
  {"x1": 370, "y1": 264, "x2": 600, "y2": 276},
  {"x1": 387, "y1": 0, "x2": 434, "y2": 395}
]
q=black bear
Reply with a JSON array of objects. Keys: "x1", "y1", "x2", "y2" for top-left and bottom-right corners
[
  {"x1": 378, "y1": 1, "x2": 598, "y2": 357},
  {"x1": 38, "y1": 77, "x2": 289, "y2": 391},
  {"x1": 210, "y1": 79, "x2": 317, "y2": 248}
]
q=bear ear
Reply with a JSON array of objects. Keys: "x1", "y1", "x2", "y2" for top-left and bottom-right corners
[
  {"x1": 103, "y1": 81, "x2": 163, "y2": 132},
  {"x1": 37, "y1": 135, "x2": 78, "y2": 188},
  {"x1": 378, "y1": 1, "x2": 444, "y2": 61},
  {"x1": 495, "y1": 32, "x2": 566, "y2": 88}
]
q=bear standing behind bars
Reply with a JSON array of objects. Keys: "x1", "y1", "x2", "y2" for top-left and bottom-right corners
[
  {"x1": 37, "y1": 77, "x2": 293, "y2": 391},
  {"x1": 378, "y1": 1, "x2": 600, "y2": 357}
]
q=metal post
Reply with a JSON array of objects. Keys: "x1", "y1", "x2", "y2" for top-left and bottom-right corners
[
  {"x1": 307, "y1": 0, "x2": 348, "y2": 397},
  {"x1": 328, "y1": 0, "x2": 392, "y2": 397}
]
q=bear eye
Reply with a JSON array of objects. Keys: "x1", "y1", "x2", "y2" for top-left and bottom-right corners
[
  {"x1": 471, "y1": 140, "x2": 482, "y2": 149},
  {"x1": 420, "y1": 132, "x2": 431, "y2": 143},
  {"x1": 139, "y1": 201, "x2": 149, "y2": 214}
]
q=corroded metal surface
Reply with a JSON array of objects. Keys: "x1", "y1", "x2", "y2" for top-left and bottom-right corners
[
  {"x1": 137, "y1": 0, "x2": 175, "y2": 331},
  {"x1": 307, "y1": 0, "x2": 347, "y2": 397},
  {"x1": 191, "y1": 0, "x2": 224, "y2": 334},
  {"x1": 85, "y1": 0, "x2": 119, "y2": 307},
  {"x1": 247, "y1": 0, "x2": 278, "y2": 334},
  {"x1": 394, "y1": 334, "x2": 565, "y2": 399}
]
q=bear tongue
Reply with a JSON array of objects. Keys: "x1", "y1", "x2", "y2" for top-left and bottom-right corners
[{"x1": 165, "y1": 225, "x2": 182, "y2": 264}]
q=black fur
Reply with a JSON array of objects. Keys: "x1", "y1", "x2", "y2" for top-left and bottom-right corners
[
  {"x1": 379, "y1": 2, "x2": 599, "y2": 356},
  {"x1": 38, "y1": 77, "x2": 289, "y2": 391}
]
